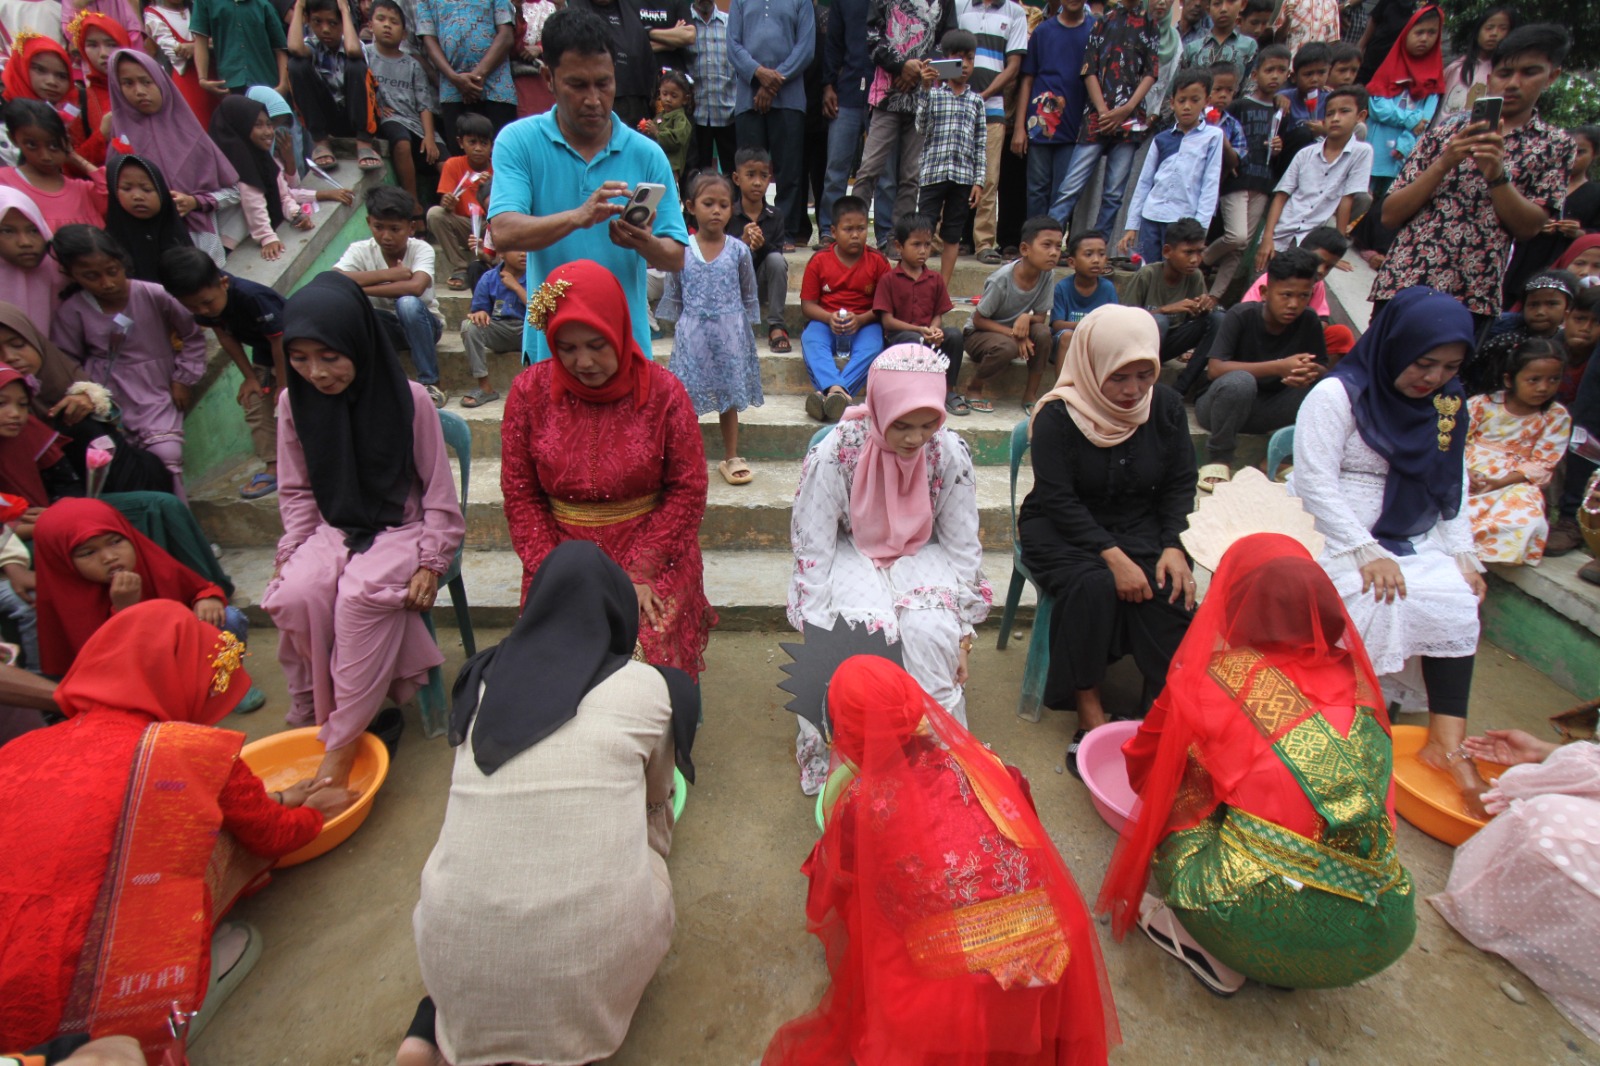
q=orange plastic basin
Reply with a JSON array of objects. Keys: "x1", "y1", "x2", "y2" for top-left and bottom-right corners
[
  {"x1": 1391, "y1": 724, "x2": 1508, "y2": 847},
  {"x1": 240, "y1": 728, "x2": 390, "y2": 867}
]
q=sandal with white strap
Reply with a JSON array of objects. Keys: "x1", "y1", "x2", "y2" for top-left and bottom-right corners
[{"x1": 1137, "y1": 893, "x2": 1246, "y2": 997}]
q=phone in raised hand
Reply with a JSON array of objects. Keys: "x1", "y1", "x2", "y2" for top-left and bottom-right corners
[
  {"x1": 1469, "y1": 95, "x2": 1503, "y2": 132},
  {"x1": 621, "y1": 183, "x2": 667, "y2": 229}
]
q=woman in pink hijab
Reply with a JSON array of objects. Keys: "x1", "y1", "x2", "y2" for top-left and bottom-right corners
[
  {"x1": 106, "y1": 48, "x2": 237, "y2": 266},
  {"x1": 787, "y1": 344, "x2": 993, "y2": 795},
  {"x1": 0, "y1": 187, "x2": 64, "y2": 329}
]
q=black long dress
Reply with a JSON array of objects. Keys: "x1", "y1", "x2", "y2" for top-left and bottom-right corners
[{"x1": 1018, "y1": 386, "x2": 1198, "y2": 710}]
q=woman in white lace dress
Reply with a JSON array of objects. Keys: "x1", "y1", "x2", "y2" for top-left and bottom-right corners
[
  {"x1": 1291, "y1": 287, "x2": 1490, "y2": 808},
  {"x1": 788, "y1": 344, "x2": 992, "y2": 794}
]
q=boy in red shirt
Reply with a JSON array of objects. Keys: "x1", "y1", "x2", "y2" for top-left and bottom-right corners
[
  {"x1": 800, "y1": 195, "x2": 891, "y2": 422},
  {"x1": 425, "y1": 111, "x2": 493, "y2": 290}
]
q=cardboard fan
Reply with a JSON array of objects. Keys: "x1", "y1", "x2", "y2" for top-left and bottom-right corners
[{"x1": 778, "y1": 620, "x2": 904, "y2": 741}]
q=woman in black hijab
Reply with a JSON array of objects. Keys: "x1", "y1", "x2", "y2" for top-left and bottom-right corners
[
  {"x1": 408, "y1": 540, "x2": 697, "y2": 1066},
  {"x1": 260, "y1": 272, "x2": 464, "y2": 789},
  {"x1": 104, "y1": 154, "x2": 194, "y2": 283}
]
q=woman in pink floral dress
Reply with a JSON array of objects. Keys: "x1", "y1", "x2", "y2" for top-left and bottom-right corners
[
  {"x1": 787, "y1": 344, "x2": 992, "y2": 794},
  {"x1": 1466, "y1": 338, "x2": 1572, "y2": 565}
]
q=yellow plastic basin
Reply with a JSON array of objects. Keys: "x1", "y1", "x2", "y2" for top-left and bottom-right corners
[{"x1": 240, "y1": 728, "x2": 390, "y2": 867}]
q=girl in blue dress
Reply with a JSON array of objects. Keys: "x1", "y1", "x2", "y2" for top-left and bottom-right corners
[{"x1": 657, "y1": 171, "x2": 763, "y2": 485}]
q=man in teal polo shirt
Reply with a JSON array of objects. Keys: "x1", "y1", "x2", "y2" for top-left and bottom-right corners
[{"x1": 487, "y1": 8, "x2": 688, "y2": 364}]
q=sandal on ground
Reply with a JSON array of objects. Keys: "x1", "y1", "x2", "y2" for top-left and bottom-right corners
[
  {"x1": 806, "y1": 390, "x2": 828, "y2": 422},
  {"x1": 1065, "y1": 728, "x2": 1088, "y2": 779},
  {"x1": 719, "y1": 457, "x2": 754, "y2": 485},
  {"x1": 446, "y1": 270, "x2": 469, "y2": 291},
  {"x1": 823, "y1": 391, "x2": 850, "y2": 423},
  {"x1": 977, "y1": 247, "x2": 1004, "y2": 265},
  {"x1": 189, "y1": 922, "x2": 263, "y2": 1043},
  {"x1": 768, "y1": 326, "x2": 792, "y2": 353},
  {"x1": 1022, "y1": 400, "x2": 1036, "y2": 416},
  {"x1": 311, "y1": 143, "x2": 338, "y2": 170},
  {"x1": 1138, "y1": 894, "x2": 1247, "y2": 997},
  {"x1": 1197, "y1": 463, "x2": 1232, "y2": 492},
  {"x1": 357, "y1": 144, "x2": 384, "y2": 170},
  {"x1": 240, "y1": 472, "x2": 277, "y2": 499},
  {"x1": 782, "y1": 241, "x2": 797, "y2": 253},
  {"x1": 966, "y1": 396, "x2": 995, "y2": 413},
  {"x1": 460, "y1": 387, "x2": 500, "y2": 408},
  {"x1": 814, "y1": 235, "x2": 835, "y2": 250},
  {"x1": 235, "y1": 685, "x2": 266, "y2": 714},
  {"x1": 945, "y1": 391, "x2": 971, "y2": 416}
]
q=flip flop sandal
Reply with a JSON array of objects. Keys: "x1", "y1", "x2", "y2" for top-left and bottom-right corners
[
  {"x1": 240, "y1": 472, "x2": 277, "y2": 499},
  {"x1": 189, "y1": 922, "x2": 263, "y2": 1042},
  {"x1": 823, "y1": 391, "x2": 850, "y2": 423},
  {"x1": 978, "y1": 247, "x2": 1004, "y2": 265},
  {"x1": 768, "y1": 327, "x2": 792, "y2": 353},
  {"x1": 1138, "y1": 896, "x2": 1246, "y2": 997},
  {"x1": 357, "y1": 145, "x2": 385, "y2": 170},
  {"x1": 446, "y1": 271, "x2": 469, "y2": 290},
  {"x1": 460, "y1": 387, "x2": 500, "y2": 408},
  {"x1": 1022, "y1": 401, "x2": 1036, "y2": 416},
  {"x1": 312, "y1": 148, "x2": 338, "y2": 170},
  {"x1": 1197, "y1": 463, "x2": 1232, "y2": 492},
  {"x1": 945, "y1": 392, "x2": 971, "y2": 416},
  {"x1": 1065, "y1": 727, "x2": 1088, "y2": 779},
  {"x1": 966, "y1": 396, "x2": 995, "y2": 413},
  {"x1": 719, "y1": 457, "x2": 754, "y2": 485}
]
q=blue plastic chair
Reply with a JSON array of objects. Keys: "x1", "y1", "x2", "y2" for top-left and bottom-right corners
[
  {"x1": 996, "y1": 419, "x2": 1055, "y2": 723},
  {"x1": 1266, "y1": 425, "x2": 1295, "y2": 482},
  {"x1": 416, "y1": 410, "x2": 475, "y2": 738},
  {"x1": 807, "y1": 425, "x2": 832, "y2": 452}
]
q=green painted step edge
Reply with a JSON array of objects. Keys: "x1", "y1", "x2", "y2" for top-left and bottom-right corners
[
  {"x1": 1482, "y1": 573, "x2": 1599, "y2": 698},
  {"x1": 179, "y1": 207, "x2": 374, "y2": 481}
]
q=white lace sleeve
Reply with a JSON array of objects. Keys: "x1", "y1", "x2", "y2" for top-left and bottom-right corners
[
  {"x1": 1292, "y1": 379, "x2": 1392, "y2": 564},
  {"x1": 787, "y1": 428, "x2": 846, "y2": 631},
  {"x1": 929, "y1": 431, "x2": 992, "y2": 631}
]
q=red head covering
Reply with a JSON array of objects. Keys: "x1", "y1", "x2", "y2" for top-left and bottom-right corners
[
  {"x1": 841, "y1": 344, "x2": 948, "y2": 568},
  {"x1": 1556, "y1": 233, "x2": 1600, "y2": 271},
  {"x1": 0, "y1": 366, "x2": 65, "y2": 507},
  {"x1": 68, "y1": 10, "x2": 131, "y2": 87},
  {"x1": 766, "y1": 656, "x2": 1119, "y2": 1065},
  {"x1": 533, "y1": 259, "x2": 653, "y2": 407},
  {"x1": 33, "y1": 497, "x2": 226, "y2": 676},
  {"x1": 53, "y1": 598, "x2": 252, "y2": 725},
  {"x1": 1, "y1": 32, "x2": 74, "y2": 107},
  {"x1": 1097, "y1": 533, "x2": 1390, "y2": 938},
  {"x1": 1367, "y1": 5, "x2": 1445, "y2": 98}
]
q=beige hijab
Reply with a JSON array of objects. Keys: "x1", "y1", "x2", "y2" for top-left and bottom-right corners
[{"x1": 1029, "y1": 305, "x2": 1160, "y2": 447}]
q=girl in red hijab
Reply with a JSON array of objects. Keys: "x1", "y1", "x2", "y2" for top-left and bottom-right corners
[
  {"x1": 1366, "y1": 5, "x2": 1444, "y2": 196},
  {"x1": 0, "y1": 601, "x2": 349, "y2": 1060},
  {"x1": 1099, "y1": 533, "x2": 1415, "y2": 994},
  {"x1": 30, "y1": 499, "x2": 261, "y2": 710},
  {"x1": 764, "y1": 656, "x2": 1118, "y2": 1066},
  {"x1": 66, "y1": 10, "x2": 131, "y2": 164},
  {"x1": 0, "y1": 30, "x2": 106, "y2": 166},
  {"x1": 0, "y1": 366, "x2": 73, "y2": 509}
]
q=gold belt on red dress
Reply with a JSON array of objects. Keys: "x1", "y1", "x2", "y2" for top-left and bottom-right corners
[{"x1": 549, "y1": 492, "x2": 662, "y2": 527}]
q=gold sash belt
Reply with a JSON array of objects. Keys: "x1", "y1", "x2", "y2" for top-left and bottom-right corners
[
  {"x1": 549, "y1": 492, "x2": 662, "y2": 527},
  {"x1": 904, "y1": 887, "x2": 1069, "y2": 987}
]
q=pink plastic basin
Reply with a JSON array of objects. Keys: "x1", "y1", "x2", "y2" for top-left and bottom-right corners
[{"x1": 1077, "y1": 720, "x2": 1143, "y2": 833}]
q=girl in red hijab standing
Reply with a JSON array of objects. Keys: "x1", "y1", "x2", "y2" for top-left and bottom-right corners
[
  {"x1": 0, "y1": 601, "x2": 349, "y2": 1061},
  {"x1": 788, "y1": 344, "x2": 992, "y2": 794},
  {"x1": 1366, "y1": 5, "x2": 1444, "y2": 197},
  {"x1": 764, "y1": 656, "x2": 1118, "y2": 1066},
  {"x1": 501, "y1": 258, "x2": 715, "y2": 678}
]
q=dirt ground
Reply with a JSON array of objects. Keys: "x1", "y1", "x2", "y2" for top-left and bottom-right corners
[{"x1": 191, "y1": 629, "x2": 1600, "y2": 1066}]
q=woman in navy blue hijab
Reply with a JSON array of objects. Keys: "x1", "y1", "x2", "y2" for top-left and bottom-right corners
[{"x1": 1290, "y1": 287, "x2": 1492, "y2": 814}]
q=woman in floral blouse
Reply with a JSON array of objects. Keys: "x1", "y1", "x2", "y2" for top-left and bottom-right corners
[{"x1": 788, "y1": 343, "x2": 991, "y2": 795}]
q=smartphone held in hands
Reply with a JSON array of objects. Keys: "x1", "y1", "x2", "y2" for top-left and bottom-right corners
[
  {"x1": 622, "y1": 183, "x2": 667, "y2": 228},
  {"x1": 928, "y1": 58, "x2": 965, "y2": 81},
  {"x1": 1469, "y1": 95, "x2": 1503, "y2": 132}
]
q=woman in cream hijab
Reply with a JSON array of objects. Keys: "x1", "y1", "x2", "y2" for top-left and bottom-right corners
[{"x1": 1018, "y1": 305, "x2": 1199, "y2": 775}]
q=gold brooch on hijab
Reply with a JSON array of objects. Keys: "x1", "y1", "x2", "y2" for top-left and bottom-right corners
[
  {"x1": 1433, "y1": 394, "x2": 1462, "y2": 452},
  {"x1": 526, "y1": 278, "x2": 573, "y2": 331},
  {"x1": 209, "y1": 631, "x2": 246, "y2": 695}
]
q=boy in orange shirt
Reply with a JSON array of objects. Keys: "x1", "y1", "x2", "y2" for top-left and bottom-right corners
[{"x1": 425, "y1": 111, "x2": 492, "y2": 290}]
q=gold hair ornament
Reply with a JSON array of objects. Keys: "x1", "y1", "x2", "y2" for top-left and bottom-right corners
[
  {"x1": 525, "y1": 278, "x2": 572, "y2": 331},
  {"x1": 209, "y1": 631, "x2": 246, "y2": 696}
]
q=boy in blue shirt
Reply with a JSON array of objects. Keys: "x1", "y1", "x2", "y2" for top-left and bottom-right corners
[
  {"x1": 160, "y1": 246, "x2": 288, "y2": 500},
  {"x1": 460, "y1": 249, "x2": 528, "y2": 409},
  {"x1": 1050, "y1": 229, "x2": 1118, "y2": 347},
  {"x1": 1119, "y1": 69, "x2": 1225, "y2": 264}
]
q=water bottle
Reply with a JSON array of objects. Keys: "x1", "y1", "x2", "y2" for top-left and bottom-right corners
[{"x1": 834, "y1": 308, "x2": 853, "y2": 367}]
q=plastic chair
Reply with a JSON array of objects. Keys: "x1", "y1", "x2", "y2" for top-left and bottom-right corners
[
  {"x1": 807, "y1": 425, "x2": 832, "y2": 452},
  {"x1": 995, "y1": 419, "x2": 1055, "y2": 723},
  {"x1": 1266, "y1": 425, "x2": 1295, "y2": 482},
  {"x1": 416, "y1": 410, "x2": 475, "y2": 738}
]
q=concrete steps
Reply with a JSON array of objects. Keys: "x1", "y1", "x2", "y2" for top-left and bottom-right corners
[{"x1": 217, "y1": 545, "x2": 1035, "y2": 630}]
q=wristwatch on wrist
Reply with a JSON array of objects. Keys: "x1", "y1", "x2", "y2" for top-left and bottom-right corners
[{"x1": 1485, "y1": 173, "x2": 1510, "y2": 189}]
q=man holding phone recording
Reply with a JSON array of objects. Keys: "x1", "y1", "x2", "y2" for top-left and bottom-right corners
[
  {"x1": 1372, "y1": 23, "x2": 1573, "y2": 333},
  {"x1": 488, "y1": 8, "x2": 688, "y2": 365}
]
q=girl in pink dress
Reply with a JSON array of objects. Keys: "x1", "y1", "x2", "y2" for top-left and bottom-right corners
[
  {"x1": 261, "y1": 272, "x2": 464, "y2": 789},
  {"x1": 0, "y1": 99, "x2": 106, "y2": 232},
  {"x1": 48, "y1": 224, "x2": 205, "y2": 497}
]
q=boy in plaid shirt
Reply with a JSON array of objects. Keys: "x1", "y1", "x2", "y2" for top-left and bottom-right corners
[{"x1": 915, "y1": 29, "x2": 986, "y2": 286}]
